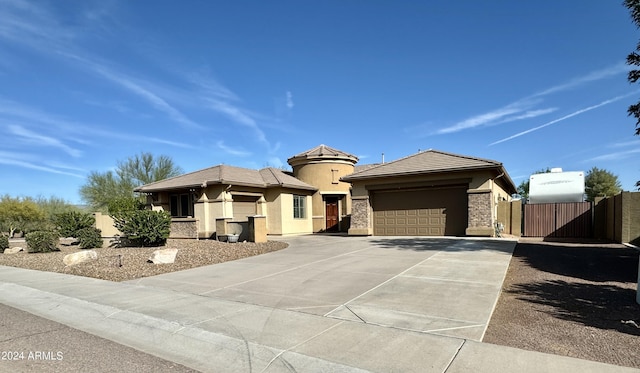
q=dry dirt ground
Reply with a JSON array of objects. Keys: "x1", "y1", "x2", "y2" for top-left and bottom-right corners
[
  {"x1": 484, "y1": 239, "x2": 640, "y2": 369},
  {"x1": 0, "y1": 238, "x2": 288, "y2": 282}
]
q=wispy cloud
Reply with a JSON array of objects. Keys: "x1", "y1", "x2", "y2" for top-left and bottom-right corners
[
  {"x1": 434, "y1": 64, "x2": 629, "y2": 135},
  {"x1": 0, "y1": 0, "x2": 276, "y2": 152},
  {"x1": 531, "y1": 64, "x2": 630, "y2": 97},
  {"x1": 7, "y1": 124, "x2": 83, "y2": 157},
  {"x1": 436, "y1": 101, "x2": 534, "y2": 134},
  {"x1": 0, "y1": 98, "x2": 192, "y2": 151},
  {"x1": 64, "y1": 54, "x2": 203, "y2": 129},
  {"x1": 583, "y1": 137, "x2": 640, "y2": 162},
  {"x1": 0, "y1": 151, "x2": 83, "y2": 178},
  {"x1": 489, "y1": 92, "x2": 638, "y2": 146},
  {"x1": 584, "y1": 148, "x2": 640, "y2": 162},
  {"x1": 216, "y1": 140, "x2": 251, "y2": 157},
  {"x1": 286, "y1": 91, "x2": 294, "y2": 109},
  {"x1": 206, "y1": 99, "x2": 269, "y2": 147}
]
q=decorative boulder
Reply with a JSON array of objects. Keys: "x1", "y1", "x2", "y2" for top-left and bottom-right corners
[
  {"x1": 148, "y1": 248, "x2": 178, "y2": 264},
  {"x1": 4, "y1": 247, "x2": 24, "y2": 254},
  {"x1": 63, "y1": 250, "x2": 98, "y2": 266}
]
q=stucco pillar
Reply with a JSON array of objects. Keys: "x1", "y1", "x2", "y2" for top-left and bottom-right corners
[
  {"x1": 348, "y1": 196, "x2": 372, "y2": 235},
  {"x1": 466, "y1": 189, "x2": 494, "y2": 236},
  {"x1": 216, "y1": 218, "x2": 232, "y2": 238},
  {"x1": 249, "y1": 216, "x2": 267, "y2": 243}
]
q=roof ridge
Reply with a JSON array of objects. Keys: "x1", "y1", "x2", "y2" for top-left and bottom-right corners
[
  {"x1": 427, "y1": 149, "x2": 502, "y2": 165},
  {"x1": 135, "y1": 164, "x2": 223, "y2": 189},
  {"x1": 262, "y1": 167, "x2": 284, "y2": 186}
]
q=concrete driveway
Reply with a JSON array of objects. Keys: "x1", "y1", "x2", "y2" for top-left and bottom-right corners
[
  {"x1": 2, "y1": 235, "x2": 634, "y2": 372},
  {"x1": 130, "y1": 235, "x2": 516, "y2": 341}
]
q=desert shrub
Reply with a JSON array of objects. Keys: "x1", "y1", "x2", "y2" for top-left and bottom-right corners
[
  {"x1": 113, "y1": 210, "x2": 171, "y2": 247},
  {"x1": 107, "y1": 196, "x2": 144, "y2": 216},
  {"x1": 25, "y1": 231, "x2": 60, "y2": 253},
  {"x1": 53, "y1": 211, "x2": 95, "y2": 238},
  {"x1": 0, "y1": 235, "x2": 8, "y2": 252},
  {"x1": 77, "y1": 227, "x2": 103, "y2": 249}
]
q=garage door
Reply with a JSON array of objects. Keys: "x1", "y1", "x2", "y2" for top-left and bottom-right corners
[
  {"x1": 232, "y1": 195, "x2": 258, "y2": 221},
  {"x1": 372, "y1": 186, "x2": 468, "y2": 236}
]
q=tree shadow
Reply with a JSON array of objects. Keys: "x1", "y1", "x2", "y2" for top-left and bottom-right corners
[
  {"x1": 514, "y1": 242, "x2": 639, "y2": 283},
  {"x1": 508, "y1": 280, "x2": 640, "y2": 336},
  {"x1": 369, "y1": 237, "x2": 515, "y2": 253}
]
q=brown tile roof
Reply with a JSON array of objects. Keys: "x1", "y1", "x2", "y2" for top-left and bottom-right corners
[
  {"x1": 288, "y1": 144, "x2": 358, "y2": 165},
  {"x1": 354, "y1": 163, "x2": 381, "y2": 173},
  {"x1": 342, "y1": 149, "x2": 516, "y2": 190},
  {"x1": 135, "y1": 165, "x2": 316, "y2": 192}
]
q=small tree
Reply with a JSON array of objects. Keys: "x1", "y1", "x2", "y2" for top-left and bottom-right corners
[
  {"x1": 0, "y1": 196, "x2": 46, "y2": 237},
  {"x1": 624, "y1": 0, "x2": 640, "y2": 187},
  {"x1": 34, "y1": 196, "x2": 82, "y2": 224},
  {"x1": 80, "y1": 153, "x2": 183, "y2": 211},
  {"x1": 585, "y1": 167, "x2": 622, "y2": 202}
]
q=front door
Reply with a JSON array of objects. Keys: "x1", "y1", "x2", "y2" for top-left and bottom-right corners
[{"x1": 325, "y1": 199, "x2": 339, "y2": 232}]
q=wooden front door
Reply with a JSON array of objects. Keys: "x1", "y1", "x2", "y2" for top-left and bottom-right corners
[{"x1": 325, "y1": 200, "x2": 339, "y2": 232}]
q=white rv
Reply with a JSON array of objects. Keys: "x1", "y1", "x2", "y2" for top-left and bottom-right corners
[{"x1": 528, "y1": 168, "x2": 585, "y2": 204}]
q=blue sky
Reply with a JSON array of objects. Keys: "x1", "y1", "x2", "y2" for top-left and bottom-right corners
[{"x1": 1, "y1": 0, "x2": 639, "y2": 204}]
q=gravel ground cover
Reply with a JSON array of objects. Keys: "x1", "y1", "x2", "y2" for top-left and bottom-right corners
[
  {"x1": 484, "y1": 239, "x2": 640, "y2": 369},
  {"x1": 0, "y1": 239, "x2": 288, "y2": 282}
]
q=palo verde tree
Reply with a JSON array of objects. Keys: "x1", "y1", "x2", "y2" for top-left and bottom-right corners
[
  {"x1": 0, "y1": 195, "x2": 46, "y2": 237},
  {"x1": 624, "y1": 0, "x2": 640, "y2": 187},
  {"x1": 80, "y1": 153, "x2": 183, "y2": 211},
  {"x1": 585, "y1": 167, "x2": 622, "y2": 201}
]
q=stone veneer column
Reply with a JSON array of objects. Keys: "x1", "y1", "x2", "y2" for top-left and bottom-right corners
[
  {"x1": 348, "y1": 196, "x2": 372, "y2": 235},
  {"x1": 466, "y1": 190, "x2": 494, "y2": 236}
]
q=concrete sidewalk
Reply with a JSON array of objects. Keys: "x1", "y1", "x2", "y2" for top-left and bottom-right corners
[{"x1": 0, "y1": 236, "x2": 637, "y2": 372}]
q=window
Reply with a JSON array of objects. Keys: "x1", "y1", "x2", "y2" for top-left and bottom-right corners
[
  {"x1": 170, "y1": 193, "x2": 193, "y2": 217},
  {"x1": 293, "y1": 195, "x2": 306, "y2": 219},
  {"x1": 331, "y1": 169, "x2": 340, "y2": 184}
]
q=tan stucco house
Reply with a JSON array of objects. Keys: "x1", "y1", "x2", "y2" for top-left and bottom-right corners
[{"x1": 135, "y1": 144, "x2": 516, "y2": 239}]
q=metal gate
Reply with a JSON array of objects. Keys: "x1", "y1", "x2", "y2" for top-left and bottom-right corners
[{"x1": 523, "y1": 202, "x2": 593, "y2": 238}]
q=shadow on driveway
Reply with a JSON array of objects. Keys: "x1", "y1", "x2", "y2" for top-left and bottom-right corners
[{"x1": 369, "y1": 237, "x2": 515, "y2": 253}]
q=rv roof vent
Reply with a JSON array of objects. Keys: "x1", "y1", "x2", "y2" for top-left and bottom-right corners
[{"x1": 550, "y1": 167, "x2": 563, "y2": 173}]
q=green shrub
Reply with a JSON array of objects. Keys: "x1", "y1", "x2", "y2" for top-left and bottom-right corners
[
  {"x1": 25, "y1": 231, "x2": 60, "y2": 253},
  {"x1": 113, "y1": 210, "x2": 171, "y2": 247},
  {"x1": 53, "y1": 211, "x2": 95, "y2": 238},
  {"x1": 0, "y1": 235, "x2": 8, "y2": 252},
  {"x1": 107, "y1": 196, "x2": 144, "y2": 216},
  {"x1": 77, "y1": 227, "x2": 103, "y2": 249}
]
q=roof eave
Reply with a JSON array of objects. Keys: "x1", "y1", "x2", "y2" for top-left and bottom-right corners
[{"x1": 342, "y1": 165, "x2": 497, "y2": 182}]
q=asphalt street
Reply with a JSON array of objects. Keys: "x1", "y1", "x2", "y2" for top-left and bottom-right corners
[{"x1": 0, "y1": 303, "x2": 197, "y2": 373}]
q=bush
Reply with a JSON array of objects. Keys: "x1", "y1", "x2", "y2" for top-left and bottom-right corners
[
  {"x1": 113, "y1": 210, "x2": 171, "y2": 247},
  {"x1": 0, "y1": 235, "x2": 8, "y2": 252},
  {"x1": 25, "y1": 231, "x2": 60, "y2": 253},
  {"x1": 53, "y1": 211, "x2": 95, "y2": 238},
  {"x1": 77, "y1": 227, "x2": 103, "y2": 249},
  {"x1": 107, "y1": 196, "x2": 144, "y2": 216}
]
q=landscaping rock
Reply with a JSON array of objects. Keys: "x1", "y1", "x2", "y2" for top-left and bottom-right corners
[
  {"x1": 4, "y1": 247, "x2": 24, "y2": 254},
  {"x1": 60, "y1": 237, "x2": 79, "y2": 246},
  {"x1": 63, "y1": 250, "x2": 98, "y2": 266},
  {"x1": 148, "y1": 248, "x2": 178, "y2": 264}
]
